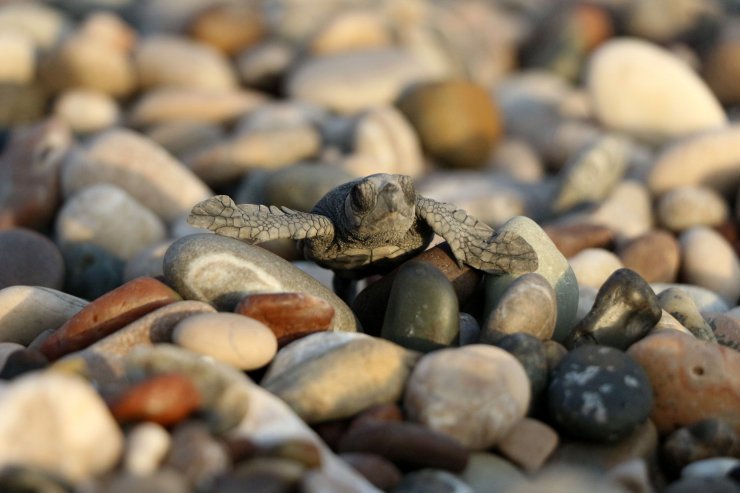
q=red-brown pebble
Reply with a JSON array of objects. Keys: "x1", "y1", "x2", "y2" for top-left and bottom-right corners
[
  {"x1": 544, "y1": 223, "x2": 615, "y2": 258},
  {"x1": 235, "y1": 293, "x2": 334, "y2": 347},
  {"x1": 617, "y1": 230, "x2": 680, "y2": 283},
  {"x1": 628, "y1": 331, "x2": 740, "y2": 434},
  {"x1": 337, "y1": 420, "x2": 469, "y2": 473},
  {"x1": 39, "y1": 277, "x2": 181, "y2": 360},
  {"x1": 109, "y1": 373, "x2": 200, "y2": 426}
]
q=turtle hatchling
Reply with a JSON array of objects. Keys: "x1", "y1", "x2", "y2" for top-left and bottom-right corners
[{"x1": 188, "y1": 173, "x2": 538, "y2": 288}]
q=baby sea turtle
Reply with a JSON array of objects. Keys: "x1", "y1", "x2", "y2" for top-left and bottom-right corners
[{"x1": 188, "y1": 173, "x2": 538, "y2": 284}]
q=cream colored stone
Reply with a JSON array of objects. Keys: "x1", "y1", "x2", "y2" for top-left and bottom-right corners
[
  {"x1": 587, "y1": 38, "x2": 726, "y2": 142},
  {"x1": 0, "y1": 2, "x2": 65, "y2": 49},
  {"x1": 657, "y1": 186, "x2": 728, "y2": 232},
  {"x1": 587, "y1": 180, "x2": 653, "y2": 242},
  {"x1": 680, "y1": 227, "x2": 740, "y2": 305},
  {"x1": 0, "y1": 31, "x2": 34, "y2": 84},
  {"x1": 54, "y1": 89, "x2": 119, "y2": 134},
  {"x1": 0, "y1": 286, "x2": 87, "y2": 346},
  {"x1": 404, "y1": 345, "x2": 530, "y2": 449},
  {"x1": 569, "y1": 248, "x2": 624, "y2": 290},
  {"x1": 310, "y1": 10, "x2": 390, "y2": 55},
  {"x1": 0, "y1": 372, "x2": 123, "y2": 481},
  {"x1": 124, "y1": 422, "x2": 171, "y2": 476},
  {"x1": 173, "y1": 313, "x2": 278, "y2": 370}
]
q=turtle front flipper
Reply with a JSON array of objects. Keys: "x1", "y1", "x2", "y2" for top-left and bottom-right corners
[
  {"x1": 415, "y1": 196, "x2": 538, "y2": 274},
  {"x1": 188, "y1": 195, "x2": 335, "y2": 244}
]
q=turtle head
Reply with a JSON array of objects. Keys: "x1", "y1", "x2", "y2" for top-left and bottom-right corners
[{"x1": 344, "y1": 174, "x2": 416, "y2": 240}]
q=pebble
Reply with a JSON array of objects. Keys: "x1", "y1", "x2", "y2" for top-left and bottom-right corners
[
  {"x1": 340, "y1": 453, "x2": 402, "y2": 491},
  {"x1": 172, "y1": 313, "x2": 277, "y2": 370},
  {"x1": 128, "y1": 87, "x2": 266, "y2": 127},
  {"x1": 489, "y1": 138, "x2": 544, "y2": 182},
  {"x1": 680, "y1": 227, "x2": 740, "y2": 305},
  {"x1": 0, "y1": 342, "x2": 23, "y2": 369},
  {"x1": 617, "y1": 230, "x2": 680, "y2": 283},
  {"x1": 662, "y1": 419, "x2": 740, "y2": 475},
  {"x1": 56, "y1": 184, "x2": 166, "y2": 261},
  {"x1": 664, "y1": 477, "x2": 740, "y2": 493},
  {"x1": 262, "y1": 333, "x2": 417, "y2": 423},
  {"x1": 506, "y1": 467, "x2": 630, "y2": 493},
  {"x1": 286, "y1": 48, "x2": 433, "y2": 114},
  {"x1": 234, "y1": 293, "x2": 334, "y2": 347},
  {"x1": 0, "y1": 286, "x2": 86, "y2": 346},
  {"x1": 565, "y1": 268, "x2": 662, "y2": 350},
  {"x1": 483, "y1": 273, "x2": 557, "y2": 341},
  {"x1": 652, "y1": 283, "x2": 730, "y2": 314},
  {"x1": 544, "y1": 223, "x2": 615, "y2": 258},
  {"x1": 0, "y1": 228, "x2": 65, "y2": 290},
  {"x1": 628, "y1": 331, "x2": 740, "y2": 434},
  {"x1": 123, "y1": 422, "x2": 171, "y2": 476},
  {"x1": 569, "y1": 248, "x2": 624, "y2": 290},
  {"x1": 0, "y1": 2, "x2": 65, "y2": 50},
  {"x1": 708, "y1": 313, "x2": 740, "y2": 352},
  {"x1": 163, "y1": 233, "x2": 357, "y2": 332},
  {"x1": 0, "y1": 118, "x2": 71, "y2": 229},
  {"x1": 397, "y1": 79, "x2": 502, "y2": 169},
  {"x1": 586, "y1": 38, "x2": 726, "y2": 143},
  {"x1": 647, "y1": 124, "x2": 740, "y2": 196},
  {"x1": 404, "y1": 345, "x2": 530, "y2": 449},
  {"x1": 0, "y1": 372, "x2": 122, "y2": 481},
  {"x1": 552, "y1": 135, "x2": 628, "y2": 213},
  {"x1": 109, "y1": 373, "x2": 200, "y2": 426},
  {"x1": 493, "y1": 333, "x2": 549, "y2": 402},
  {"x1": 60, "y1": 242, "x2": 124, "y2": 301},
  {"x1": 236, "y1": 39, "x2": 294, "y2": 91},
  {"x1": 658, "y1": 288, "x2": 716, "y2": 342},
  {"x1": 459, "y1": 453, "x2": 528, "y2": 493},
  {"x1": 0, "y1": 348, "x2": 48, "y2": 379},
  {"x1": 458, "y1": 313, "x2": 481, "y2": 346},
  {"x1": 123, "y1": 241, "x2": 171, "y2": 281},
  {"x1": 309, "y1": 10, "x2": 390, "y2": 55},
  {"x1": 61, "y1": 128, "x2": 212, "y2": 224},
  {"x1": 393, "y1": 469, "x2": 474, "y2": 493},
  {"x1": 188, "y1": 3, "x2": 265, "y2": 55},
  {"x1": 134, "y1": 35, "x2": 237, "y2": 90},
  {"x1": 39, "y1": 277, "x2": 181, "y2": 360},
  {"x1": 53, "y1": 89, "x2": 118, "y2": 134},
  {"x1": 657, "y1": 186, "x2": 729, "y2": 232},
  {"x1": 381, "y1": 261, "x2": 459, "y2": 352},
  {"x1": 0, "y1": 31, "x2": 34, "y2": 84},
  {"x1": 548, "y1": 345, "x2": 653, "y2": 442},
  {"x1": 653, "y1": 309, "x2": 694, "y2": 336},
  {"x1": 164, "y1": 421, "x2": 230, "y2": 489},
  {"x1": 496, "y1": 418, "x2": 559, "y2": 472},
  {"x1": 484, "y1": 216, "x2": 579, "y2": 342},
  {"x1": 104, "y1": 471, "x2": 190, "y2": 493},
  {"x1": 338, "y1": 420, "x2": 469, "y2": 473},
  {"x1": 218, "y1": 458, "x2": 305, "y2": 493},
  {"x1": 704, "y1": 26, "x2": 740, "y2": 105},
  {"x1": 682, "y1": 457, "x2": 740, "y2": 480},
  {"x1": 585, "y1": 179, "x2": 654, "y2": 242}
]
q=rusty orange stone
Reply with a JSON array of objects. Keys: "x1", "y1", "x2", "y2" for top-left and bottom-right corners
[
  {"x1": 39, "y1": 277, "x2": 181, "y2": 360},
  {"x1": 109, "y1": 373, "x2": 200, "y2": 426},
  {"x1": 234, "y1": 292, "x2": 334, "y2": 347}
]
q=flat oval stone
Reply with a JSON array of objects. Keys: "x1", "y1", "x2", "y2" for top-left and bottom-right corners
[
  {"x1": 648, "y1": 125, "x2": 740, "y2": 196},
  {"x1": 338, "y1": 420, "x2": 469, "y2": 473},
  {"x1": 0, "y1": 372, "x2": 123, "y2": 481},
  {"x1": 56, "y1": 183, "x2": 166, "y2": 260},
  {"x1": 173, "y1": 312, "x2": 277, "y2": 370},
  {"x1": 235, "y1": 293, "x2": 333, "y2": 347},
  {"x1": 680, "y1": 227, "x2": 740, "y2": 305},
  {"x1": 62, "y1": 128, "x2": 212, "y2": 223},
  {"x1": 628, "y1": 331, "x2": 740, "y2": 434},
  {"x1": 189, "y1": 4, "x2": 265, "y2": 55},
  {"x1": 262, "y1": 333, "x2": 417, "y2": 423},
  {"x1": 544, "y1": 223, "x2": 615, "y2": 258},
  {"x1": 404, "y1": 345, "x2": 530, "y2": 449},
  {"x1": 0, "y1": 286, "x2": 86, "y2": 345},
  {"x1": 0, "y1": 228, "x2": 64, "y2": 290},
  {"x1": 483, "y1": 272, "x2": 557, "y2": 341},
  {"x1": 53, "y1": 89, "x2": 118, "y2": 134},
  {"x1": 569, "y1": 248, "x2": 624, "y2": 290},
  {"x1": 617, "y1": 230, "x2": 680, "y2": 283},
  {"x1": 657, "y1": 186, "x2": 729, "y2": 232},
  {"x1": 565, "y1": 268, "x2": 662, "y2": 350},
  {"x1": 548, "y1": 345, "x2": 653, "y2": 442},
  {"x1": 485, "y1": 216, "x2": 579, "y2": 342},
  {"x1": 124, "y1": 422, "x2": 171, "y2": 475},
  {"x1": 163, "y1": 233, "x2": 357, "y2": 332},
  {"x1": 586, "y1": 179, "x2": 653, "y2": 242},
  {"x1": 587, "y1": 38, "x2": 726, "y2": 143},
  {"x1": 309, "y1": 10, "x2": 389, "y2": 55},
  {"x1": 39, "y1": 277, "x2": 181, "y2": 360},
  {"x1": 381, "y1": 261, "x2": 459, "y2": 352},
  {"x1": 652, "y1": 283, "x2": 730, "y2": 313},
  {"x1": 109, "y1": 373, "x2": 200, "y2": 426},
  {"x1": 0, "y1": 119, "x2": 71, "y2": 229},
  {"x1": 658, "y1": 288, "x2": 716, "y2": 342}
]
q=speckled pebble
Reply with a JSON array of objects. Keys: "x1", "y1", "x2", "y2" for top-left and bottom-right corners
[{"x1": 658, "y1": 287, "x2": 716, "y2": 342}]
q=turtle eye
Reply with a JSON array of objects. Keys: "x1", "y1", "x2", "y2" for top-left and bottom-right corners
[{"x1": 350, "y1": 182, "x2": 374, "y2": 211}]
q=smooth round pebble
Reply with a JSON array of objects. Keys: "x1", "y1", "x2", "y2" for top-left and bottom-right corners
[
  {"x1": 110, "y1": 373, "x2": 201, "y2": 425},
  {"x1": 628, "y1": 331, "x2": 740, "y2": 434},
  {"x1": 459, "y1": 453, "x2": 528, "y2": 493},
  {"x1": 587, "y1": 38, "x2": 726, "y2": 142},
  {"x1": 53, "y1": 89, "x2": 118, "y2": 134},
  {"x1": 569, "y1": 248, "x2": 624, "y2": 290},
  {"x1": 404, "y1": 344, "x2": 530, "y2": 449},
  {"x1": 680, "y1": 227, "x2": 740, "y2": 305},
  {"x1": 483, "y1": 272, "x2": 557, "y2": 341},
  {"x1": 657, "y1": 186, "x2": 729, "y2": 232},
  {"x1": 0, "y1": 228, "x2": 64, "y2": 290},
  {"x1": 544, "y1": 223, "x2": 615, "y2": 259},
  {"x1": 548, "y1": 345, "x2": 653, "y2": 442},
  {"x1": 617, "y1": 230, "x2": 680, "y2": 283},
  {"x1": 173, "y1": 313, "x2": 277, "y2": 370},
  {"x1": 652, "y1": 283, "x2": 730, "y2": 313}
]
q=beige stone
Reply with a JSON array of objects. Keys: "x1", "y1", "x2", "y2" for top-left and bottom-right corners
[
  {"x1": 310, "y1": 10, "x2": 390, "y2": 55},
  {"x1": 0, "y1": 31, "x2": 34, "y2": 84},
  {"x1": 657, "y1": 186, "x2": 729, "y2": 232},
  {"x1": 54, "y1": 89, "x2": 119, "y2": 134},
  {"x1": 569, "y1": 248, "x2": 624, "y2": 290},
  {"x1": 680, "y1": 227, "x2": 740, "y2": 305},
  {"x1": 497, "y1": 418, "x2": 559, "y2": 472}
]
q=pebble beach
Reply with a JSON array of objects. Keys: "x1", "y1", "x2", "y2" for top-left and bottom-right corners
[{"x1": 0, "y1": 0, "x2": 739, "y2": 492}]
